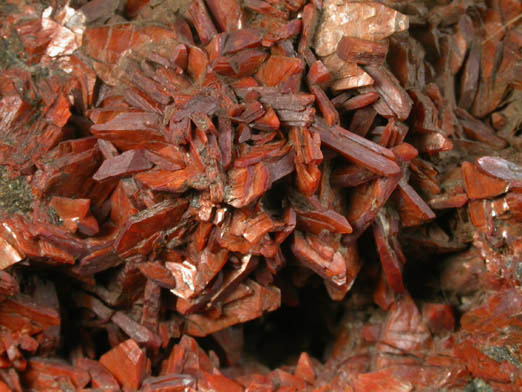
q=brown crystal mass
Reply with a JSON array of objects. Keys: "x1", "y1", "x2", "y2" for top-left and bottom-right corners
[{"x1": 0, "y1": 0, "x2": 520, "y2": 390}]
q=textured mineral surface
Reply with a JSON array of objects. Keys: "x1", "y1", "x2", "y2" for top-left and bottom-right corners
[{"x1": 0, "y1": 0, "x2": 520, "y2": 390}]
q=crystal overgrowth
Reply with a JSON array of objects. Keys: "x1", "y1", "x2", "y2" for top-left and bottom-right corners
[{"x1": 0, "y1": 0, "x2": 520, "y2": 390}]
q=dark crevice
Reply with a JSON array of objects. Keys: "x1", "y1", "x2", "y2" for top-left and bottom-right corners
[{"x1": 242, "y1": 278, "x2": 339, "y2": 368}]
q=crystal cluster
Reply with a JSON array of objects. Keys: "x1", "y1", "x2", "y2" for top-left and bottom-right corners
[{"x1": 0, "y1": 0, "x2": 520, "y2": 390}]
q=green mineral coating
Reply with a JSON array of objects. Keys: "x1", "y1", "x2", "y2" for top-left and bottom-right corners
[
  {"x1": 464, "y1": 378, "x2": 493, "y2": 392},
  {"x1": 0, "y1": 26, "x2": 51, "y2": 87},
  {"x1": 0, "y1": 31, "x2": 25, "y2": 71},
  {"x1": 0, "y1": 167, "x2": 33, "y2": 214},
  {"x1": 483, "y1": 345, "x2": 521, "y2": 368},
  {"x1": 48, "y1": 206, "x2": 63, "y2": 226},
  {"x1": 515, "y1": 262, "x2": 522, "y2": 284}
]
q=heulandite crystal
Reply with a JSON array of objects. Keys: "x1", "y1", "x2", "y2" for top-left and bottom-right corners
[{"x1": 0, "y1": 0, "x2": 520, "y2": 390}]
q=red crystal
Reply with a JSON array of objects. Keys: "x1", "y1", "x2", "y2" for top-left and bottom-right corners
[{"x1": 0, "y1": 1, "x2": 520, "y2": 390}]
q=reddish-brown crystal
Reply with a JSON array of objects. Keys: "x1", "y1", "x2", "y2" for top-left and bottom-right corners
[
  {"x1": 99, "y1": 339, "x2": 149, "y2": 390},
  {"x1": 363, "y1": 65, "x2": 413, "y2": 121},
  {"x1": 322, "y1": 55, "x2": 374, "y2": 91},
  {"x1": 462, "y1": 161, "x2": 509, "y2": 200},
  {"x1": 23, "y1": 358, "x2": 90, "y2": 390},
  {"x1": 307, "y1": 60, "x2": 332, "y2": 87},
  {"x1": 0, "y1": 1, "x2": 520, "y2": 391},
  {"x1": 184, "y1": 280, "x2": 281, "y2": 336},
  {"x1": 93, "y1": 149, "x2": 153, "y2": 181},
  {"x1": 336, "y1": 36, "x2": 388, "y2": 65},
  {"x1": 313, "y1": 122, "x2": 400, "y2": 177}
]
